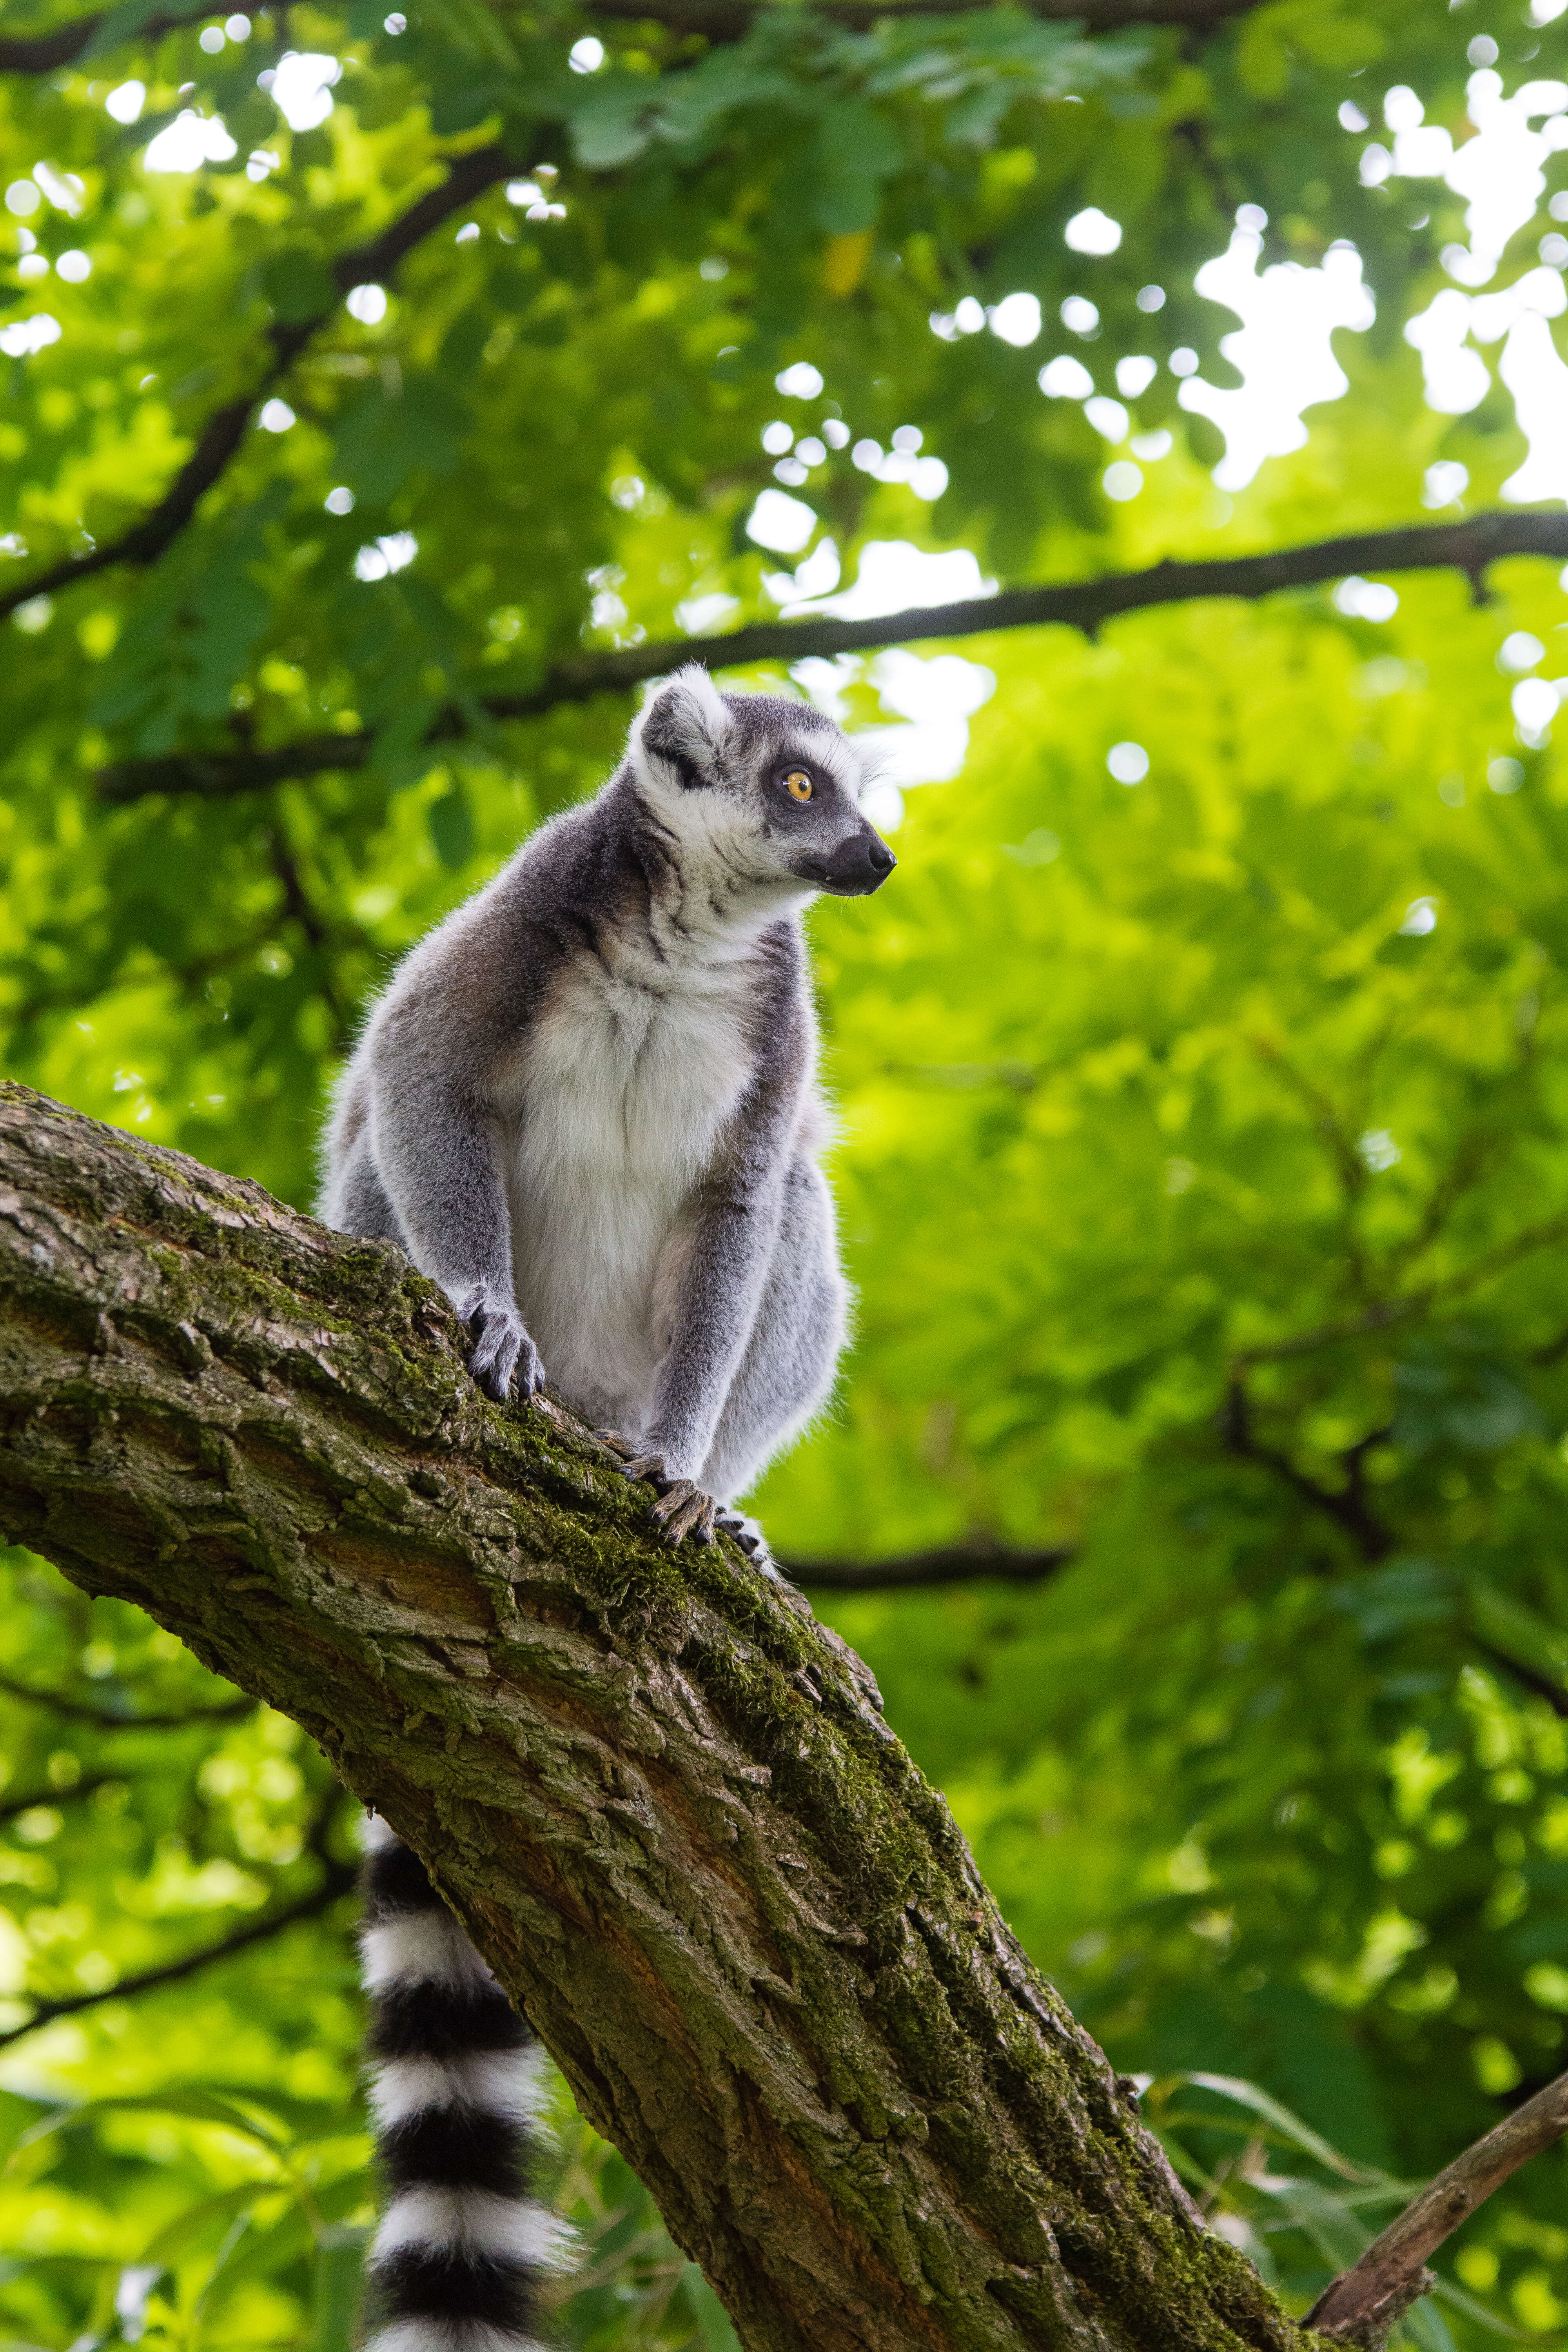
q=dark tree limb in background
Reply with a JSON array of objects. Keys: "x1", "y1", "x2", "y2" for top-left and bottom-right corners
[
  {"x1": 0, "y1": 1861, "x2": 358, "y2": 2051},
  {"x1": 0, "y1": 5, "x2": 212, "y2": 71},
  {"x1": 1475, "y1": 1644, "x2": 1568, "y2": 1721},
  {"x1": 0, "y1": 1664, "x2": 253, "y2": 1727},
  {"x1": 1219, "y1": 1381, "x2": 1394, "y2": 1565},
  {"x1": 0, "y1": 0, "x2": 1262, "y2": 74},
  {"x1": 0, "y1": 144, "x2": 517, "y2": 626},
  {"x1": 0, "y1": 1772, "x2": 116, "y2": 1824},
  {"x1": 95, "y1": 508, "x2": 1568, "y2": 803},
  {"x1": 0, "y1": 1080, "x2": 1311, "y2": 2352},
  {"x1": 788, "y1": 1539, "x2": 1075, "y2": 1590}
]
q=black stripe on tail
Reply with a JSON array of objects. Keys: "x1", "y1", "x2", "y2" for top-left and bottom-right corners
[{"x1": 359, "y1": 1820, "x2": 559, "y2": 2352}]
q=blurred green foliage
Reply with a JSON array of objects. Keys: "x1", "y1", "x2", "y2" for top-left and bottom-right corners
[{"x1": 6, "y1": 0, "x2": 1568, "y2": 2344}]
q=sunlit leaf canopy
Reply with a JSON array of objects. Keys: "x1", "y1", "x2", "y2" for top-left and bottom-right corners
[{"x1": 9, "y1": 0, "x2": 1568, "y2": 2342}]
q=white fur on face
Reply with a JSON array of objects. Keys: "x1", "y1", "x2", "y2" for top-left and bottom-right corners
[{"x1": 631, "y1": 668, "x2": 879, "y2": 913}]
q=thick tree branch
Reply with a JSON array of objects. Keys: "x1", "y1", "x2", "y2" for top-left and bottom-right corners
[
  {"x1": 94, "y1": 509, "x2": 1568, "y2": 802},
  {"x1": 0, "y1": 1079, "x2": 1310, "y2": 2352},
  {"x1": 1309, "y1": 2069, "x2": 1568, "y2": 2347},
  {"x1": 787, "y1": 1540, "x2": 1074, "y2": 1590},
  {"x1": 0, "y1": 144, "x2": 515, "y2": 625},
  {"x1": 0, "y1": 1861, "x2": 358, "y2": 2050}
]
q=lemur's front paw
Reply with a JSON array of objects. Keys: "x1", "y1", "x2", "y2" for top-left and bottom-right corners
[
  {"x1": 617, "y1": 1455, "x2": 718, "y2": 1549},
  {"x1": 457, "y1": 1286, "x2": 543, "y2": 1403}
]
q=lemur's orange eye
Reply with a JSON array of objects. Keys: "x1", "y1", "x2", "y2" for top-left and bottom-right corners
[{"x1": 784, "y1": 770, "x2": 814, "y2": 802}]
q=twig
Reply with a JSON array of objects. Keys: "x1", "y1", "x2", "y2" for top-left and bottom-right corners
[
  {"x1": 1474, "y1": 1642, "x2": 1568, "y2": 1720},
  {"x1": 267, "y1": 824, "x2": 352, "y2": 1038},
  {"x1": 784, "y1": 1541, "x2": 1075, "y2": 1590},
  {"x1": 0, "y1": 1773, "x2": 116, "y2": 1823},
  {"x1": 1231, "y1": 1209, "x2": 1568, "y2": 1379},
  {"x1": 1220, "y1": 1379, "x2": 1393, "y2": 1563},
  {"x1": 1309, "y1": 2070, "x2": 1568, "y2": 2345},
  {"x1": 0, "y1": 1666, "x2": 253, "y2": 1728},
  {"x1": 94, "y1": 508, "x2": 1568, "y2": 802},
  {"x1": 0, "y1": 1863, "x2": 358, "y2": 2050},
  {"x1": 0, "y1": 143, "x2": 517, "y2": 625}
]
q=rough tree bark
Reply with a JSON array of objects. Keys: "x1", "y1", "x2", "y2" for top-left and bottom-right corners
[{"x1": 0, "y1": 1083, "x2": 1316, "y2": 2352}]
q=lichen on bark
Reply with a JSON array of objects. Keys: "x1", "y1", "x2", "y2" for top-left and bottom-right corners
[{"x1": 0, "y1": 1082, "x2": 1324, "y2": 2352}]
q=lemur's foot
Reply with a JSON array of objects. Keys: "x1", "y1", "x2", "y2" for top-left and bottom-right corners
[
  {"x1": 716, "y1": 1508, "x2": 779, "y2": 1575},
  {"x1": 651, "y1": 1479, "x2": 719, "y2": 1547},
  {"x1": 614, "y1": 1452, "x2": 719, "y2": 1548}
]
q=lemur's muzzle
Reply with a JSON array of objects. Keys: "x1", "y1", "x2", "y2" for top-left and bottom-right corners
[{"x1": 796, "y1": 830, "x2": 898, "y2": 898}]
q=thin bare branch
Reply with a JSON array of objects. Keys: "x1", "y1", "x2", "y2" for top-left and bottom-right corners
[
  {"x1": 94, "y1": 508, "x2": 1568, "y2": 802},
  {"x1": 785, "y1": 1541, "x2": 1075, "y2": 1590},
  {"x1": 0, "y1": 1864, "x2": 358, "y2": 2051},
  {"x1": 1309, "y1": 2071, "x2": 1568, "y2": 2345},
  {"x1": 0, "y1": 143, "x2": 515, "y2": 625}
]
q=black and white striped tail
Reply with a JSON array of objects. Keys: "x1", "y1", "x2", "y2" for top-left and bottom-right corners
[{"x1": 359, "y1": 1817, "x2": 561, "y2": 2352}]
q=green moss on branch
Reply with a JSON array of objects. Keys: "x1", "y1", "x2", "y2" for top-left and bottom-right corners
[{"x1": 0, "y1": 1083, "x2": 1321, "y2": 2352}]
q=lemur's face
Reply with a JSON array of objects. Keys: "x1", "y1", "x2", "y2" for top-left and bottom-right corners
[{"x1": 631, "y1": 666, "x2": 897, "y2": 901}]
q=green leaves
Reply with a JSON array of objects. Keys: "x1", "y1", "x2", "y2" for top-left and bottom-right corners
[
  {"x1": 261, "y1": 250, "x2": 339, "y2": 325},
  {"x1": 809, "y1": 103, "x2": 905, "y2": 237},
  {"x1": 1392, "y1": 1338, "x2": 1548, "y2": 1459},
  {"x1": 7, "y1": 0, "x2": 1568, "y2": 2342},
  {"x1": 334, "y1": 374, "x2": 465, "y2": 502}
]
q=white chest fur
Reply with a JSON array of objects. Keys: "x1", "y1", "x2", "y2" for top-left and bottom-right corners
[{"x1": 501, "y1": 948, "x2": 754, "y2": 1430}]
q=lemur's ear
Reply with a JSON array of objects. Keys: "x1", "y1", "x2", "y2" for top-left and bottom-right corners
[{"x1": 632, "y1": 664, "x2": 732, "y2": 792}]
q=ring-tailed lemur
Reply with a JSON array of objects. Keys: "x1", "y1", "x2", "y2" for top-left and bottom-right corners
[{"x1": 319, "y1": 665, "x2": 894, "y2": 2352}]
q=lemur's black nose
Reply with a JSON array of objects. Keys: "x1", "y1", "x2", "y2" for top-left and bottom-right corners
[{"x1": 797, "y1": 830, "x2": 898, "y2": 895}]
